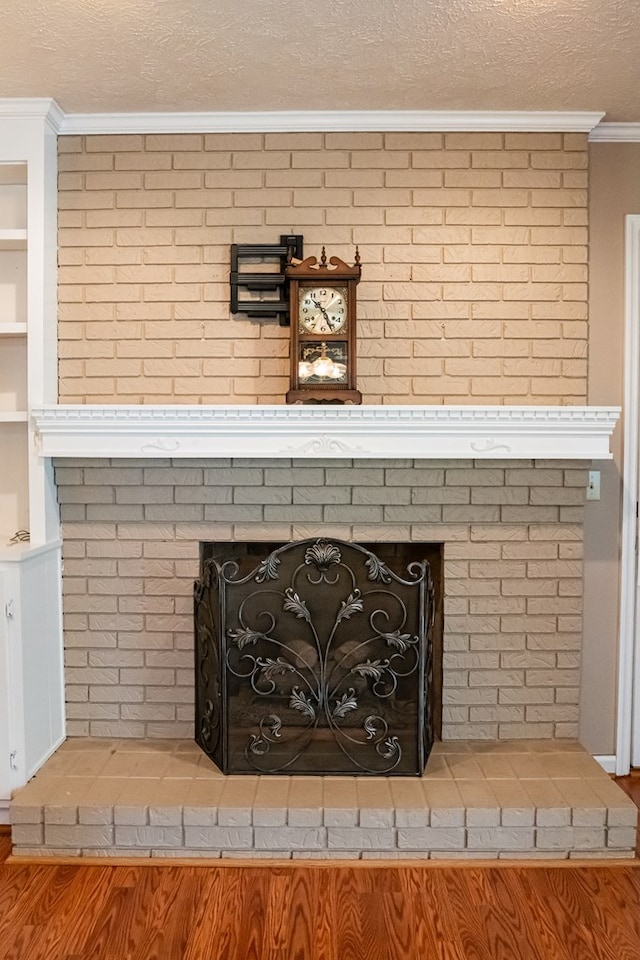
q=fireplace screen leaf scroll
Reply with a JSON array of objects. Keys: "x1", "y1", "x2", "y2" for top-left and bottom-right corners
[{"x1": 194, "y1": 539, "x2": 436, "y2": 776}]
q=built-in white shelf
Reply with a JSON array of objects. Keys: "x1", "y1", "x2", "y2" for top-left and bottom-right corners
[
  {"x1": 33, "y1": 404, "x2": 621, "y2": 461},
  {"x1": 0, "y1": 411, "x2": 27, "y2": 423},
  {"x1": 0, "y1": 229, "x2": 27, "y2": 249},
  {"x1": 0, "y1": 323, "x2": 27, "y2": 336},
  {"x1": 0, "y1": 539, "x2": 60, "y2": 563}
]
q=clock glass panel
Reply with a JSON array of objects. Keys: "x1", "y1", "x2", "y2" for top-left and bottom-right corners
[
  {"x1": 298, "y1": 341, "x2": 348, "y2": 384},
  {"x1": 299, "y1": 286, "x2": 348, "y2": 335}
]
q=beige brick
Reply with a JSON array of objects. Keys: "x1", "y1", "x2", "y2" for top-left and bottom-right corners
[
  {"x1": 533, "y1": 189, "x2": 587, "y2": 212},
  {"x1": 327, "y1": 827, "x2": 397, "y2": 850},
  {"x1": 384, "y1": 133, "x2": 443, "y2": 150},
  {"x1": 445, "y1": 170, "x2": 501, "y2": 188},
  {"x1": 467, "y1": 826, "x2": 534, "y2": 850},
  {"x1": 445, "y1": 134, "x2": 504, "y2": 150},
  {"x1": 265, "y1": 169, "x2": 323, "y2": 187},
  {"x1": 504, "y1": 209, "x2": 562, "y2": 227},
  {"x1": 397, "y1": 826, "x2": 465, "y2": 849},
  {"x1": 350, "y1": 150, "x2": 409, "y2": 168},
  {"x1": 292, "y1": 150, "x2": 349, "y2": 168},
  {"x1": 470, "y1": 150, "x2": 528, "y2": 168},
  {"x1": 45, "y1": 824, "x2": 114, "y2": 847},
  {"x1": 254, "y1": 827, "x2": 327, "y2": 850},
  {"x1": 445, "y1": 207, "x2": 502, "y2": 226}
]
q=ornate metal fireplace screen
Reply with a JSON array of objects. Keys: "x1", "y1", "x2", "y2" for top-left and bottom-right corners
[{"x1": 194, "y1": 539, "x2": 436, "y2": 776}]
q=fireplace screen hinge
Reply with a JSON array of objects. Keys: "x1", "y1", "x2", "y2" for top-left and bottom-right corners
[
  {"x1": 4, "y1": 599, "x2": 14, "y2": 621},
  {"x1": 9, "y1": 751, "x2": 18, "y2": 771}
]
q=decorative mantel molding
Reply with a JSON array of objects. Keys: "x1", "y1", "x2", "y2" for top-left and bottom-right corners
[{"x1": 32, "y1": 405, "x2": 620, "y2": 461}]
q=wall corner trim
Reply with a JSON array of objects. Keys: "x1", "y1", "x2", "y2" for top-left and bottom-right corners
[{"x1": 617, "y1": 215, "x2": 640, "y2": 777}]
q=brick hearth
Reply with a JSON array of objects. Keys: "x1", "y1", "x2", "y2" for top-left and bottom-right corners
[{"x1": 10, "y1": 738, "x2": 637, "y2": 860}]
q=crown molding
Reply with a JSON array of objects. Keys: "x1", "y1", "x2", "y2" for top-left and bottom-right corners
[
  {"x1": 0, "y1": 97, "x2": 65, "y2": 133},
  {"x1": 32, "y1": 404, "x2": 620, "y2": 461},
  {"x1": 0, "y1": 100, "x2": 607, "y2": 135},
  {"x1": 589, "y1": 123, "x2": 640, "y2": 142},
  {"x1": 56, "y1": 109, "x2": 606, "y2": 136}
]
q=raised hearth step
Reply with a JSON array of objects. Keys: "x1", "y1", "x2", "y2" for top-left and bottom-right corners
[{"x1": 9, "y1": 739, "x2": 637, "y2": 861}]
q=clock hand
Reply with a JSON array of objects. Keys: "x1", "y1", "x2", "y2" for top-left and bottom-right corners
[{"x1": 311, "y1": 297, "x2": 335, "y2": 328}]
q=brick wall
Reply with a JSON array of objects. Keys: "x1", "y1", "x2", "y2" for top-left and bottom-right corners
[
  {"x1": 56, "y1": 458, "x2": 586, "y2": 741},
  {"x1": 57, "y1": 132, "x2": 588, "y2": 405}
]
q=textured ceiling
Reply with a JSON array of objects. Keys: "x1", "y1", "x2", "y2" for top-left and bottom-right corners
[{"x1": 0, "y1": 0, "x2": 638, "y2": 120}]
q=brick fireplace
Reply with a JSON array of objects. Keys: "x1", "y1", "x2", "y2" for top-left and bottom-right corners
[
  {"x1": 18, "y1": 405, "x2": 631, "y2": 859},
  {"x1": 11, "y1": 128, "x2": 636, "y2": 858},
  {"x1": 13, "y1": 440, "x2": 639, "y2": 860}
]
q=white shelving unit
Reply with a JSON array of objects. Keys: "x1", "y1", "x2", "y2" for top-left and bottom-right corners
[
  {"x1": 0, "y1": 165, "x2": 28, "y2": 543},
  {"x1": 0, "y1": 103, "x2": 64, "y2": 822}
]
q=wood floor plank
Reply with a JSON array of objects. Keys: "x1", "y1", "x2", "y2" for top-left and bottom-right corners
[
  {"x1": 130, "y1": 868, "x2": 199, "y2": 960},
  {"x1": 276, "y1": 870, "x2": 317, "y2": 960},
  {"x1": 232, "y1": 869, "x2": 271, "y2": 960},
  {"x1": 23, "y1": 868, "x2": 116, "y2": 960},
  {"x1": 479, "y1": 868, "x2": 549, "y2": 960},
  {"x1": 407, "y1": 869, "x2": 470, "y2": 958},
  {"x1": 261, "y1": 872, "x2": 292, "y2": 960},
  {"x1": 520, "y1": 868, "x2": 617, "y2": 960},
  {"x1": 332, "y1": 869, "x2": 371, "y2": 960},
  {"x1": 182, "y1": 867, "x2": 244, "y2": 960},
  {"x1": 562, "y1": 869, "x2": 640, "y2": 960},
  {"x1": 311, "y1": 869, "x2": 339, "y2": 960},
  {"x1": 439, "y1": 870, "x2": 496, "y2": 960},
  {"x1": 378, "y1": 891, "x2": 422, "y2": 959}
]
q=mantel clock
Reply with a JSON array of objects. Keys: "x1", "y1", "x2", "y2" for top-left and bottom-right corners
[{"x1": 285, "y1": 248, "x2": 362, "y2": 405}]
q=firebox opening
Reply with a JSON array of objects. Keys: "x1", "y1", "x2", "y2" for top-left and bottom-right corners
[{"x1": 195, "y1": 539, "x2": 443, "y2": 776}]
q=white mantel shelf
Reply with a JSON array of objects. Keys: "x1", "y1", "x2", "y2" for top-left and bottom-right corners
[{"x1": 32, "y1": 405, "x2": 620, "y2": 461}]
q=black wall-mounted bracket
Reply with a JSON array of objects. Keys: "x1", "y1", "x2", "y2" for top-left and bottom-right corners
[{"x1": 230, "y1": 234, "x2": 303, "y2": 326}]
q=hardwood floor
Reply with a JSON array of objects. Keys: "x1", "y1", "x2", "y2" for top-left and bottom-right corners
[
  {"x1": 616, "y1": 770, "x2": 640, "y2": 807},
  {"x1": 1, "y1": 827, "x2": 640, "y2": 960}
]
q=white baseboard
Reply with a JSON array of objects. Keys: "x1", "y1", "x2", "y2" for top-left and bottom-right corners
[
  {"x1": 594, "y1": 754, "x2": 617, "y2": 774},
  {"x1": 0, "y1": 799, "x2": 9, "y2": 825}
]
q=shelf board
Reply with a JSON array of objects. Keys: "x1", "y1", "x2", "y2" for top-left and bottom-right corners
[
  {"x1": 0, "y1": 411, "x2": 27, "y2": 423},
  {"x1": 0, "y1": 539, "x2": 61, "y2": 563},
  {"x1": 0, "y1": 229, "x2": 27, "y2": 249},
  {"x1": 0, "y1": 164, "x2": 27, "y2": 186},
  {"x1": 0, "y1": 323, "x2": 27, "y2": 337}
]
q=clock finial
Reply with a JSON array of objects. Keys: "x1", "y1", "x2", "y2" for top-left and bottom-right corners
[
  {"x1": 320, "y1": 246, "x2": 327, "y2": 266},
  {"x1": 354, "y1": 246, "x2": 361, "y2": 266}
]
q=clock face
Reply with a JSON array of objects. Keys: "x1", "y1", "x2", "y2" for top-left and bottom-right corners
[{"x1": 299, "y1": 286, "x2": 347, "y2": 335}]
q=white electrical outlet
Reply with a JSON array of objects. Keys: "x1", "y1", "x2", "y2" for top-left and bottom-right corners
[{"x1": 586, "y1": 470, "x2": 601, "y2": 501}]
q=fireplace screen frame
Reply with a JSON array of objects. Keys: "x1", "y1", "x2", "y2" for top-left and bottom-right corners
[{"x1": 194, "y1": 538, "x2": 439, "y2": 776}]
